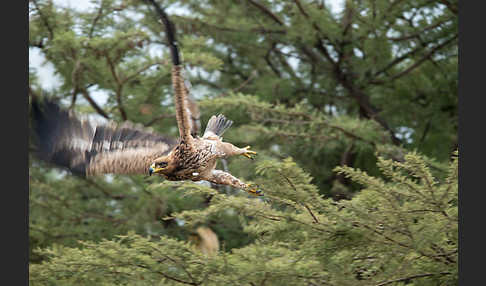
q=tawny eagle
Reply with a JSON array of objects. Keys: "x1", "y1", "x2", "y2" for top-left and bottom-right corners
[{"x1": 30, "y1": 66, "x2": 261, "y2": 196}]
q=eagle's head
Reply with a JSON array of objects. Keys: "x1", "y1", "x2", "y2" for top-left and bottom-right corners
[{"x1": 149, "y1": 155, "x2": 174, "y2": 176}]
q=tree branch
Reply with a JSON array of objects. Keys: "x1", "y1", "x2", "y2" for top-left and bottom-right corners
[
  {"x1": 121, "y1": 61, "x2": 165, "y2": 85},
  {"x1": 144, "y1": 113, "x2": 174, "y2": 127},
  {"x1": 104, "y1": 54, "x2": 128, "y2": 120},
  {"x1": 88, "y1": 2, "x2": 104, "y2": 38},
  {"x1": 371, "y1": 34, "x2": 457, "y2": 84},
  {"x1": 136, "y1": 264, "x2": 198, "y2": 286},
  {"x1": 80, "y1": 88, "x2": 110, "y2": 119},
  {"x1": 293, "y1": 0, "x2": 309, "y2": 17},
  {"x1": 438, "y1": 0, "x2": 457, "y2": 15},
  {"x1": 218, "y1": 70, "x2": 257, "y2": 97},
  {"x1": 144, "y1": 0, "x2": 180, "y2": 65},
  {"x1": 387, "y1": 17, "x2": 453, "y2": 42},
  {"x1": 246, "y1": 0, "x2": 284, "y2": 26},
  {"x1": 32, "y1": 0, "x2": 54, "y2": 39}
]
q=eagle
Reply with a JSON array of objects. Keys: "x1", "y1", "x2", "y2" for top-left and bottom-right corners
[{"x1": 30, "y1": 65, "x2": 262, "y2": 196}]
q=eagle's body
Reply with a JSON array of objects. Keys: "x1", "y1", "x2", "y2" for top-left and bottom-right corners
[
  {"x1": 147, "y1": 66, "x2": 260, "y2": 195},
  {"x1": 150, "y1": 113, "x2": 258, "y2": 194},
  {"x1": 161, "y1": 140, "x2": 217, "y2": 181},
  {"x1": 30, "y1": 65, "x2": 261, "y2": 196},
  {"x1": 161, "y1": 138, "x2": 222, "y2": 181}
]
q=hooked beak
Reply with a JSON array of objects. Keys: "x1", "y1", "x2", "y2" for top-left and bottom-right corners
[{"x1": 149, "y1": 163, "x2": 164, "y2": 176}]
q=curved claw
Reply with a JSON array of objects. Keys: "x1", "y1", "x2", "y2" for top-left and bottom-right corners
[
  {"x1": 241, "y1": 146, "x2": 257, "y2": 160},
  {"x1": 244, "y1": 184, "x2": 264, "y2": 197}
]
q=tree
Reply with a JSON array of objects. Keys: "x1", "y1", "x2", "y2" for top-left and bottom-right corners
[
  {"x1": 29, "y1": 0, "x2": 458, "y2": 285},
  {"x1": 30, "y1": 152, "x2": 458, "y2": 285}
]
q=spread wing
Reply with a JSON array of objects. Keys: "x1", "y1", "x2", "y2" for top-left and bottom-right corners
[
  {"x1": 172, "y1": 65, "x2": 195, "y2": 145},
  {"x1": 30, "y1": 98, "x2": 177, "y2": 176},
  {"x1": 184, "y1": 73, "x2": 201, "y2": 137}
]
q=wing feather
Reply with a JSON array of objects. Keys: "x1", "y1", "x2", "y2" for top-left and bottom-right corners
[
  {"x1": 183, "y1": 70, "x2": 201, "y2": 137},
  {"x1": 172, "y1": 65, "x2": 194, "y2": 145},
  {"x1": 31, "y1": 98, "x2": 177, "y2": 176}
]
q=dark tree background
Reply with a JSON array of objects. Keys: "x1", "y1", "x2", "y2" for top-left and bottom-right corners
[{"x1": 29, "y1": 0, "x2": 458, "y2": 285}]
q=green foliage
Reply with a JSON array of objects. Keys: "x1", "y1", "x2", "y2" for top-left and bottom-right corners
[
  {"x1": 30, "y1": 152, "x2": 458, "y2": 285},
  {"x1": 29, "y1": 0, "x2": 457, "y2": 285}
]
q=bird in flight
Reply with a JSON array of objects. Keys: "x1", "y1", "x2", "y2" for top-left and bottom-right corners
[{"x1": 30, "y1": 65, "x2": 262, "y2": 197}]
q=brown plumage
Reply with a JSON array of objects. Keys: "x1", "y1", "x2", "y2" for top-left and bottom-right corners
[
  {"x1": 149, "y1": 66, "x2": 262, "y2": 196},
  {"x1": 172, "y1": 65, "x2": 194, "y2": 146},
  {"x1": 30, "y1": 3, "x2": 261, "y2": 196},
  {"x1": 189, "y1": 226, "x2": 220, "y2": 256},
  {"x1": 30, "y1": 97, "x2": 176, "y2": 176},
  {"x1": 30, "y1": 66, "x2": 261, "y2": 196}
]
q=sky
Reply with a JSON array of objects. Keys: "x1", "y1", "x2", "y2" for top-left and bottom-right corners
[{"x1": 29, "y1": 0, "x2": 345, "y2": 106}]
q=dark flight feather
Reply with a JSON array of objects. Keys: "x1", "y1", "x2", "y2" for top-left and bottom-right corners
[{"x1": 30, "y1": 97, "x2": 176, "y2": 176}]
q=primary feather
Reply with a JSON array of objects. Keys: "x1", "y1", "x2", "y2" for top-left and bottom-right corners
[{"x1": 30, "y1": 97, "x2": 176, "y2": 176}]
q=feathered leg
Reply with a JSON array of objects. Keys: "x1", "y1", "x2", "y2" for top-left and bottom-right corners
[
  {"x1": 217, "y1": 142, "x2": 257, "y2": 160},
  {"x1": 204, "y1": 170, "x2": 263, "y2": 196}
]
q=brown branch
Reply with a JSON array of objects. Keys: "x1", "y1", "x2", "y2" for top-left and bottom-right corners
[
  {"x1": 274, "y1": 49, "x2": 301, "y2": 83},
  {"x1": 277, "y1": 172, "x2": 319, "y2": 224},
  {"x1": 263, "y1": 118, "x2": 377, "y2": 146},
  {"x1": 219, "y1": 70, "x2": 257, "y2": 97},
  {"x1": 70, "y1": 60, "x2": 83, "y2": 109},
  {"x1": 80, "y1": 88, "x2": 110, "y2": 119},
  {"x1": 293, "y1": 0, "x2": 309, "y2": 17},
  {"x1": 246, "y1": 0, "x2": 284, "y2": 26},
  {"x1": 149, "y1": 248, "x2": 200, "y2": 286},
  {"x1": 85, "y1": 179, "x2": 128, "y2": 200},
  {"x1": 387, "y1": 17, "x2": 453, "y2": 42},
  {"x1": 175, "y1": 16, "x2": 286, "y2": 35},
  {"x1": 105, "y1": 54, "x2": 121, "y2": 85},
  {"x1": 121, "y1": 61, "x2": 165, "y2": 85},
  {"x1": 115, "y1": 87, "x2": 128, "y2": 121},
  {"x1": 264, "y1": 47, "x2": 282, "y2": 77},
  {"x1": 371, "y1": 34, "x2": 457, "y2": 84},
  {"x1": 32, "y1": 0, "x2": 54, "y2": 39},
  {"x1": 359, "y1": 223, "x2": 411, "y2": 249},
  {"x1": 329, "y1": 60, "x2": 401, "y2": 145},
  {"x1": 88, "y1": 2, "x2": 104, "y2": 38},
  {"x1": 438, "y1": 0, "x2": 457, "y2": 14},
  {"x1": 315, "y1": 39, "x2": 337, "y2": 66},
  {"x1": 291, "y1": 0, "x2": 340, "y2": 69},
  {"x1": 144, "y1": 113, "x2": 174, "y2": 127},
  {"x1": 136, "y1": 264, "x2": 199, "y2": 286},
  {"x1": 303, "y1": 204, "x2": 319, "y2": 224},
  {"x1": 371, "y1": 39, "x2": 434, "y2": 79},
  {"x1": 105, "y1": 54, "x2": 128, "y2": 120}
]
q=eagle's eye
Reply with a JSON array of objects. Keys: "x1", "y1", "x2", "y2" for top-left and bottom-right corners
[{"x1": 157, "y1": 162, "x2": 168, "y2": 168}]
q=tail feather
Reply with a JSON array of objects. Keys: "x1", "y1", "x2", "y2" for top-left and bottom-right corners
[{"x1": 204, "y1": 114, "x2": 233, "y2": 138}]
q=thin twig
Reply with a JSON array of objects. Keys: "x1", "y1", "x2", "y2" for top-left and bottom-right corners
[
  {"x1": 144, "y1": 113, "x2": 174, "y2": 127},
  {"x1": 88, "y1": 2, "x2": 104, "y2": 38},
  {"x1": 246, "y1": 0, "x2": 284, "y2": 26},
  {"x1": 218, "y1": 71, "x2": 257, "y2": 97}
]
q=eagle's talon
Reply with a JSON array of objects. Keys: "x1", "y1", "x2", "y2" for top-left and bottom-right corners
[
  {"x1": 241, "y1": 146, "x2": 257, "y2": 160},
  {"x1": 245, "y1": 184, "x2": 264, "y2": 197}
]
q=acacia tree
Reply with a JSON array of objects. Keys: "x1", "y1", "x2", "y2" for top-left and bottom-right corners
[
  {"x1": 29, "y1": 0, "x2": 457, "y2": 285},
  {"x1": 30, "y1": 152, "x2": 458, "y2": 285}
]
